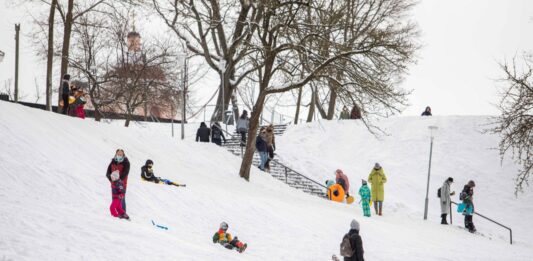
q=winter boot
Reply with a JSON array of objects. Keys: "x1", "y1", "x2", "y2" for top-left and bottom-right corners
[
  {"x1": 238, "y1": 243, "x2": 247, "y2": 253},
  {"x1": 119, "y1": 213, "x2": 130, "y2": 220},
  {"x1": 378, "y1": 202, "x2": 383, "y2": 216},
  {"x1": 441, "y1": 214, "x2": 448, "y2": 225},
  {"x1": 374, "y1": 202, "x2": 379, "y2": 215}
]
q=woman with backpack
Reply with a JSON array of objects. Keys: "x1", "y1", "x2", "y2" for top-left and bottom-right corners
[
  {"x1": 439, "y1": 177, "x2": 455, "y2": 224},
  {"x1": 340, "y1": 219, "x2": 364, "y2": 261}
]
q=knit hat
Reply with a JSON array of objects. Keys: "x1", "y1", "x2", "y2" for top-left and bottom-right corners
[
  {"x1": 374, "y1": 162, "x2": 381, "y2": 169},
  {"x1": 350, "y1": 219, "x2": 360, "y2": 231},
  {"x1": 447, "y1": 177, "x2": 454, "y2": 183},
  {"x1": 63, "y1": 74, "x2": 71, "y2": 80},
  {"x1": 361, "y1": 179, "x2": 367, "y2": 185},
  {"x1": 146, "y1": 159, "x2": 154, "y2": 166},
  {"x1": 468, "y1": 180, "x2": 476, "y2": 187},
  {"x1": 110, "y1": 170, "x2": 120, "y2": 181},
  {"x1": 220, "y1": 222, "x2": 228, "y2": 230}
]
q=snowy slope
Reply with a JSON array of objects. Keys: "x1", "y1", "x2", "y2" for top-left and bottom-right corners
[
  {"x1": 0, "y1": 101, "x2": 532, "y2": 261},
  {"x1": 277, "y1": 117, "x2": 533, "y2": 244}
]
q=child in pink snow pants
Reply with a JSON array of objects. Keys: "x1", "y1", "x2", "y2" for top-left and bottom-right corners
[{"x1": 109, "y1": 171, "x2": 129, "y2": 220}]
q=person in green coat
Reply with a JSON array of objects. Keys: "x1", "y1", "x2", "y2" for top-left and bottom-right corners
[
  {"x1": 339, "y1": 106, "x2": 350, "y2": 120},
  {"x1": 367, "y1": 163, "x2": 387, "y2": 216},
  {"x1": 358, "y1": 180, "x2": 371, "y2": 217}
]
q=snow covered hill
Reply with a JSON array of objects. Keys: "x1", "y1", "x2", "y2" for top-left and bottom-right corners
[{"x1": 0, "y1": 101, "x2": 532, "y2": 260}]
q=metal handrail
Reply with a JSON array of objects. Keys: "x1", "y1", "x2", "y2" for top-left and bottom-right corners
[
  {"x1": 450, "y1": 201, "x2": 513, "y2": 245},
  {"x1": 270, "y1": 158, "x2": 327, "y2": 190}
]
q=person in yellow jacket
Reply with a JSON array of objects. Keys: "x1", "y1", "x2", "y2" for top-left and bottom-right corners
[
  {"x1": 212, "y1": 222, "x2": 247, "y2": 253},
  {"x1": 368, "y1": 163, "x2": 387, "y2": 216}
]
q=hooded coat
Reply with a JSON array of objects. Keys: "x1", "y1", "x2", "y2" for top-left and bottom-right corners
[
  {"x1": 367, "y1": 168, "x2": 387, "y2": 202},
  {"x1": 344, "y1": 220, "x2": 364, "y2": 261},
  {"x1": 335, "y1": 170, "x2": 350, "y2": 193},
  {"x1": 440, "y1": 181, "x2": 452, "y2": 214},
  {"x1": 196, "y1": 122, "x2": 211, "y2": 142}
]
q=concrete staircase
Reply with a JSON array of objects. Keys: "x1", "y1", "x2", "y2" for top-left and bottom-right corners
[{"x1": 222, "y1": 125, "x2": 327, "y2": 198}]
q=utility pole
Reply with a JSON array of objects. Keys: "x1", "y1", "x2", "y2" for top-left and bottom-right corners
[
  {"x1": 14, "y1": 24, "x2": 20, "y2": 102},
  {"x1": 180, "y1": 53, "x2": 188, "y2": 140},
  {"x1": 424, "y1": 126, "x2": 439, "y2": 220}
]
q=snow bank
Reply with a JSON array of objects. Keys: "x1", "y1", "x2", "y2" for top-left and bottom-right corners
[{"x1": 0, "y1": 101, "x2": 531, "y2": 260}]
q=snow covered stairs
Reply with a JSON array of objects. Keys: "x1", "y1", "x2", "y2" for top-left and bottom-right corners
[{"x1": 222, "y1": 124, "x2": 327, "y2": 198}]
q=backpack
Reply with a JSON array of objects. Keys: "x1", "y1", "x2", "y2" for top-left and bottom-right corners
[
  {"x1": 437, "y1": 188, "x2": 441, "y2": 198},
  {"x1": 459, "y1": 191, "x2": 466, "y2": 201},
  {"x1": 340, "y1": 233, "x2": 354, "y2": 257},
  {"x1": 213, "y1": 129, "x2": 221, "y2": 140}
]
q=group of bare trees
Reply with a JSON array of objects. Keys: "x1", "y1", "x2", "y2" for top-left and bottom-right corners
[{"x1": 153, "y1": 0, "x2": 419, "y2": 180}]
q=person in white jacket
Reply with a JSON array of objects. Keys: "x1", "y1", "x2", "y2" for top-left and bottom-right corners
[{"x1": 440, "y1": 177, "x2": 455, "y2": 224}]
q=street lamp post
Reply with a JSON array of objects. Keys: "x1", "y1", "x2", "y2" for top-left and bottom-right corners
[
  {"x1": 219, "y1": 59, "x2": 226, "y2": 127},
  {"x1": 424, "y1": 125, "x2": 439, "y2": 220},
  {"x1": 177, "y1": 52, "x2": 188, "y2": 140}
]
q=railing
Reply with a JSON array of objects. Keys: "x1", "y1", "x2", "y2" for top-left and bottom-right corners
[
  {"x1": 450, "y1": 201, "x2": 513, "y2": 245},
  {"x1": 270, "y1": 158, "x2": 327, "y2": 192}
]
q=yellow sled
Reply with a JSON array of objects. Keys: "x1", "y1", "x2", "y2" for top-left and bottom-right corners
[{"x1": 346, "y1": 196, "x2": 355, "y2": 204}]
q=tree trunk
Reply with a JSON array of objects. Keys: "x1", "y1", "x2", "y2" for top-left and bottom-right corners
[
  {"x1": 46, "y1": 0, "x2": 57, "y2": 111},
  {"x1": 306, "y1": 87, "x2": 316, "y2": 122},
  {"x1": 294, "y1": 86, "x2": 302, "y2": 125},
  {"x1": 57, "y1": 0, "x2": 74, "y2": 112},
  {"x1": 238, "y1": 92, "x2": 267, "y2": 181},
  {"x1": 315, "y1": 92, "x2": 327, "y2": 119},
  {"x1": 326, "y1": 88, "x2": 337, "y2": 120},
  {"x1": 125, "y1": 114, "x2": 131, "y2": 127},
  {"x1": 210, "y1": 73, "x2": 234, "y2": 123}
]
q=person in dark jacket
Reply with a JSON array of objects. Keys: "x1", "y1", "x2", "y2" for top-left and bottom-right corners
[
  {"x1": 421, "y1": 106, "x2": 432, "y2": 116},
  {"x1": 106, "y1": 149, "x2": 130, "y2": 211},
  {"x1": 196, "y1": 122, "x2": 211, "y2": 142},
  {"x1": 61, "y1": 74, "x2": 71, "y2": 114},
  {"x1": 211, "y1": 122, "x2": 226, "y2": 146},
  {"x1": 141, "y1": 159, "x2": 160, "y2": 183},
  {"x1": 350, "y1": 104, "x2": 362, "y2": 120},
  {"x1": 255, "y1": 127, "x2": 268, "y2": 171},
  {"x1": 343, "y1": 219, "x2": 364, "y2": 261},
  {"x1": 461, "y1": 180, "x2": 476, "y2": 233}
]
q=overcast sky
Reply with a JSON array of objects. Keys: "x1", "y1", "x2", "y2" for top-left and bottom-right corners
[{"x1": 1, "y1": 0, "x2": 532, "y2": 116}]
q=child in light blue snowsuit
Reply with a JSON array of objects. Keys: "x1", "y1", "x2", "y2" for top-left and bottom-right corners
[{"x1": 359, "y1": 180, "x2": 371, "y2": 217}]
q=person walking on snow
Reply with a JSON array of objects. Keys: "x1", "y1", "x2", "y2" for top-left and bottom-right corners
[
  {"x1": 460, "y1": 180, "x2": 476, "y2": 233},
  {"x1": 106, "y1": 149, "x2": 130, "y2": 211},
  {"x1": 358, "y1": 180, "x2": 371, "y2": 217},
  {"x1": 211, "y1": 122, "x2": 226, "y2": 146},
  {"x1": 340, "y1": 106, "x2": 350, "y2": 120},
  {"x1": 236, "y1": 110, "x2": 250, "y2": 146},
  {"x1": 255, "y1": 127, "x2": 269, "y2": 171},
  {"x1": 196, "y1": 122, "x2": 211, "y2": 142},
  {"x1": 340, "y1": 219, "x2": 364, "y2": 261},
  {"x1": 61, "y1": 74, "x2": 71, "y2": 114},
  {"x1": 264, "y1": 124, "x2": 276, "y2": 172},
  {"x1": 109, "y1": 171, "x2": 129, "y2": 220},
  {"x1": 212, "y1": 222, "x2": 247, "y2": 253},
  {"x1": 335, "y1": 169, "x2": 350, "y2": 198},
  {"x1": 439, "y1": 177, "x2": 455, "y2": 224},
  {"x1": 367, "y1": 163, "x2": 387, "y2": 216}
]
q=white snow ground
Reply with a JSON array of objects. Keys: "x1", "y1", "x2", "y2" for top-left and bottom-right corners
[{"x1": 0, "y1": 101, "x2": 532, "y2": 261}]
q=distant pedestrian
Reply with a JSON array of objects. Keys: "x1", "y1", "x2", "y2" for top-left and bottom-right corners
[
  {"x1": 340, "y1": 219, "x2": 364, "y2": 261},
  {"x1": 460, "y1": 180, "x2": 476, "y2": 233},
  {"x1": 264, "y1": 124, "x2": 276, "y2": 172},
  {"x1": 367, "y1": 163, "x2": 387, "y2": 216},
  {"x1": 350, "y1": 104, "x2": 362, "y2": 120},
  {"x1": 340, "y1": 106, "x2": 350, "y2": 120},
  {"x1": 73, "y1": 89, "x2": 87, "y2": 119},
  {"x1": 196, "y1": 122, "x2": 211, "y2": 142},
  {"x1": 61, "y1": 74, "x2": 71, "y2": 114},
  {"x1": 106, "y1": 149, "x2": 130, "y2": 211},
  {"x1": 255, "y1": 127, "x2": 268, "y2": 171},
  {"x1": 358, "y1": 180, "x2": 371, "y2": 217},
  {"x1": 439, "y1": 177, "x2": 455, "y2": 224},
  {"x1": 211, "y1": 122, "x2": 226, "y2": 146},
  {"x1": 236, "y1": 110, "x2": 250, "y2": 146},
  {"x1": 421, "y1": 106, "x2": 432, "y2": 116},
  {"x1": 335, "y1": 169, "x2": 350, "y2": 198}
]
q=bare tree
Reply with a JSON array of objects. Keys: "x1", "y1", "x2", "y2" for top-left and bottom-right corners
[
  {"x1": 45, "y1": 0, "x2": 58, "y2": 111},
  {"x1": 493, "y1": 55, "x2": 533, "y2": 193}
]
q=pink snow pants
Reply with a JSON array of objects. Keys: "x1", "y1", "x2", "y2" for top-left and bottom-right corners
[{"x1": 110, "y1": 198, "x2": 125, "y2": 217}]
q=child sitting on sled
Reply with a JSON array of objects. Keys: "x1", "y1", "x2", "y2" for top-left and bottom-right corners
[
  {"x1": 212, "y1": 222, "x2": 247, "y2": 253},
  {"x1": 141, "y1": 159, "x2": 185, "y2": 187}
]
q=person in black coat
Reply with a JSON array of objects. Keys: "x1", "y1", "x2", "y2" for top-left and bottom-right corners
[
  {"x1": 105, "y1": 149, "x2": 130, "y2": 211},
  {"x1": 141, "y1": 159, "x2": 160, "y2": 183},
  {"x1": 421, "y1": 106, "x2": 432, "y2": 116},
  {"x1": 255, "y1": 128, "x2": 269, "y2": 171},
  {"x1": 61, "y1": 74, "x2": 71, "y2": 114},
  {"x1": 211, "y1": 122, "x2": 226, "y2": 146},
  {"x1": 344, "y1": 219, "x2": 364, "y2": 261},
  {"x1": 196, "y1": 122, "x2": 211, "y2": 142}
]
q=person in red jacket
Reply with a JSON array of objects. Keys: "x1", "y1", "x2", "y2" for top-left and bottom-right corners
[
  {"x1": 109, "y1": 171, "x2": 129, "y2": 220},
  {"x1": 335, "y1": 169, "x2": 351, "y2": 198},
  {"x1": 106, "y1": 149, "x2": 130, "y2": 211}
]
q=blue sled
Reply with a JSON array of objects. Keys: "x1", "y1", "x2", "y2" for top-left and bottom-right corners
[{"x1": 457, "y1": 203, "x2": 473, "y2": 215}]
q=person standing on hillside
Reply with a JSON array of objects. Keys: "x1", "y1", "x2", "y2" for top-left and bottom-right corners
[
  {"x1": 61, "y1": 74, "x2": 71, "y2": 114},
  {"x1": 439, "y1": 177, "x2": 455, "y2": 224},
  {"x1": 421, "y1": 106, "x2": 432, "y2": 116},
  {"x1": 72, "y1": 88, "x2": 87, "y2": 119},
  {"x1": 358, "y1": 180, "x2": 371, "y2": 217},
  {"x1": 340, "y1": 106, "x2": 350, "y2": 120},
  {"x1": 264, "y1": 124, "x2": 276, "y2": 172},
  {"x1": 460, "y1": 180, "x2": 476, "y2": 233},
  {"x1": 367, "y1": 163, "x2": 387, "y2": 216},
  {"x1": 211, "y1": 122, "x2": 226, "y2": 146},
  {"x1": 340, "y1": 219, "x2": 364, "y2": 261},
  {"x1": 106, "y1": 149, "x2": 130, "y2": 211},
  {"x1": 255, "y1": 127, "x2": 269, "y2": 171},
  {"x1": 196, "y1": 122, "x2": 211, "y2": 142},
  {"x1": 350, "y1": 104, "x2": 362, "y2": 120},
  {"x1": 236, "y1": 110, "x2": 250, "y2": 146},
  {"x1": 109, "y1": 170, "x2": 129, "y2": 220},
  {"x1": 335, "y1": 169, "x2": 350, "y2": 198}
]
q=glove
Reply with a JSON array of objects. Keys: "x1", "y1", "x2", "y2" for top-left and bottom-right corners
[{"x1": 450, "y1": 191, "x2": 456, "y2": 196}]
